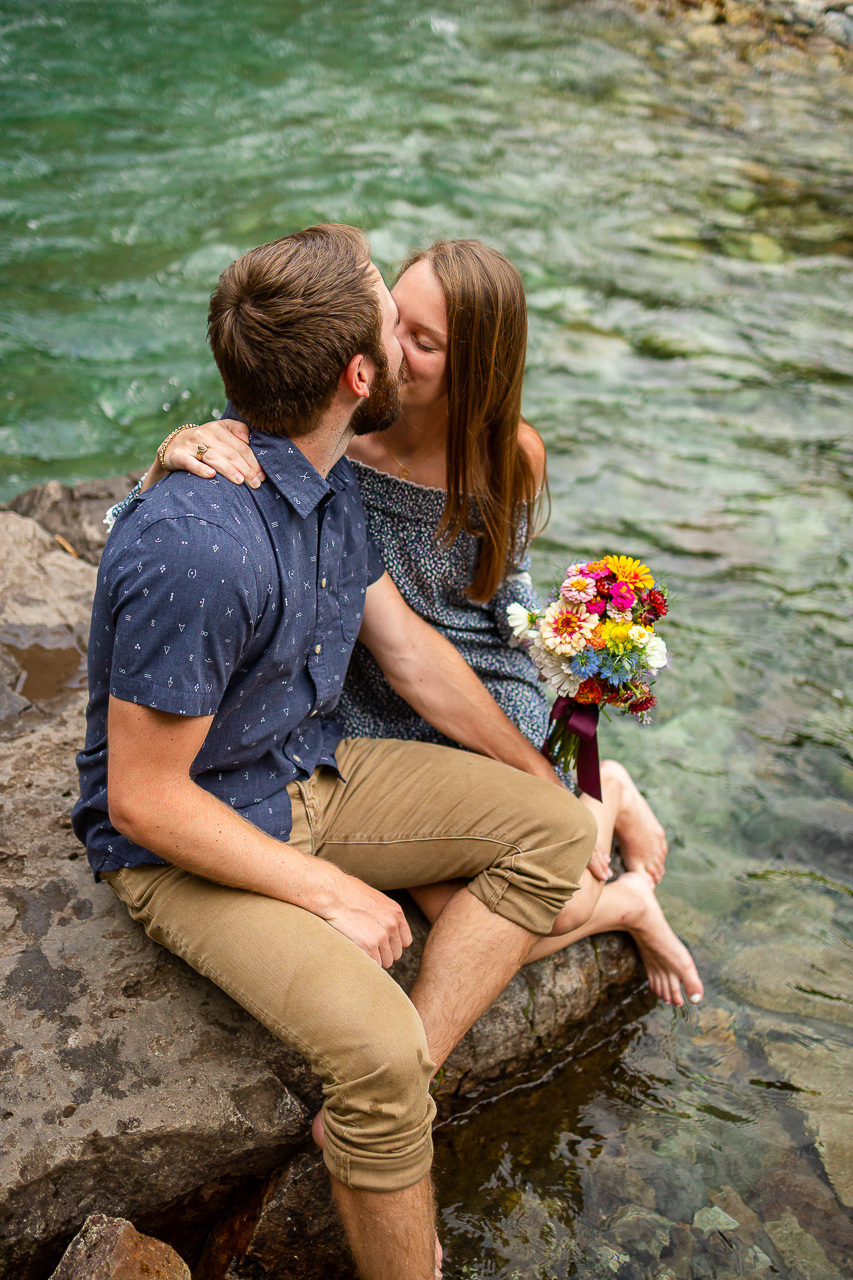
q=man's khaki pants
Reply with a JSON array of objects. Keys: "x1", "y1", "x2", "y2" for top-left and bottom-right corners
[{"x1": 105, "y1": 737, "x2": 596, "y2": 1192}]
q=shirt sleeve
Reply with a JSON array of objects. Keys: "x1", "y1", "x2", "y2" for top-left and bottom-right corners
[
  {"x1": 366, "y1": 531, "x2": 386, "y2": 585},
  {"x1": 104, "y1": 516, "x2": 260, "y2": 717}
]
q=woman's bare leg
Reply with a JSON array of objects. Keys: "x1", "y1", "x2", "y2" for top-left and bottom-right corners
[
  {"x1": 409, "y1": 864, "x2": 605, "y2": 944},
  {"x1": 528, "y1": 871, "x2": 702, "y2": 1006},
  {"x1": 580, "y1": 759, "x2": 668, "y2": 885}
]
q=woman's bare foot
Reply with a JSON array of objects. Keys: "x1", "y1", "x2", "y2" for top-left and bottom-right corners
[
  {"x1": 619, "y1": 872, "x2": 703, "y2": 1006},
  {"x1": 604, "y1": 759, "x2": 668, "y2": 885}
]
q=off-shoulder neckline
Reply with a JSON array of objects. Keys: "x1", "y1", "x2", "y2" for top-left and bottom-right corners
[{"x1": 348, "y1": 457, "x2": 449, "y2": 496}]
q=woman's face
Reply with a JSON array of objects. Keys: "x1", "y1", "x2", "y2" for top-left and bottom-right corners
[{"x1": 392, "y1": 258, "x2": 448, "y2": 413}]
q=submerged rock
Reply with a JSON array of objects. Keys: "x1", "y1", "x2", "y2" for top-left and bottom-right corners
[{"x1": 0, "y1": 479, "x2": 643, "y2": 1280}]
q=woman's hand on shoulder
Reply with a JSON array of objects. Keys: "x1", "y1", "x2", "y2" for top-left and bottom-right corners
[
  {"x1": 149, "y1": 420, "x2": 266, "y2": 489},
  {"x1": 518, "y1": 418, "x2": 547, "y2": 492}
]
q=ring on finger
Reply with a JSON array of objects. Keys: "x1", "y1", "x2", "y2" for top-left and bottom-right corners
[{"x1": 196, "y1": 443, "x2": 209, "y2": 460}]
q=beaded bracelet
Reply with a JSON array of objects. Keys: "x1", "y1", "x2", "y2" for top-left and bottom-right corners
[{"x1": 157, "y1": 424, "x2": 200, "y2": 472}]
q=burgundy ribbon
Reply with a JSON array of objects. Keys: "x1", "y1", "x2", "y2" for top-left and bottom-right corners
[{"x1": 551, "y1": 697, "x2": 602, "y2": 801}]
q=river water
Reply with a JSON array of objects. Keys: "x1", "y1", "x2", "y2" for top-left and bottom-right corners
[{"x1": 2, "y1": 1, "x2": 852, "y2": 1276}]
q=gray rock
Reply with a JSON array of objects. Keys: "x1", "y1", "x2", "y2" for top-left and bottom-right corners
[
  {"x1": 607, "y1": 1203, "x2": 674, "y2": 1265},
  {"x1": 693, "y1": 1205, "x2": 740, "y2": 1234},
  {"x1": 0, "y1": 512, "x2": 98, "y2": 715},
  {"x1": 5, "y1": 474, "x2": 145, "y2": 567},
  {"x1": 820, "y1": 8, "x2": 853, "y2": 40},
  {"x1": 195, "y1": 1151, "x2": 356, "y2": 1280},
  {"x1": 48, "y1": 1213, "x2": 190, "y2": 1279}
]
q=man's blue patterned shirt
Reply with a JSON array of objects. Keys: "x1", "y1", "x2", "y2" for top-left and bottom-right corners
[{"x1": 73, "y1": 431, "x2": 385, "y2": 878}]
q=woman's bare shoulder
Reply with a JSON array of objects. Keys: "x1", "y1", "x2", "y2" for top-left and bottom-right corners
[{"x1": 518, "y1": 418, "x2": 547, "y2": 490}]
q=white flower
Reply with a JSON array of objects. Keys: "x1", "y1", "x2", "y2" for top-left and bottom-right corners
[
  {"x1": 629, "y1": 625, "x2": 651, "y2": 645},
  {"x1": 607, "y1": 604, "x2": 633, "y2": 623},
  {"x1": 640, "y1": 635, "x2": 668, "y2": 670},
  {"x1": 530, "y1": 638, "x2": 580, "y2": 697},
  {"x1": 507, "y1": 603, "x2": 538, "y2": 640}
]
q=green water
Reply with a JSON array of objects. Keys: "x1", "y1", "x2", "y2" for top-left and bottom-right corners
[{"x1": 2, "y1": 1, "x2": 852, "y2": 1275}]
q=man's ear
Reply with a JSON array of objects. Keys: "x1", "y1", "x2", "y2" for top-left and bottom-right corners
[{"x1": 341, "y1": 352, "x2": 373, "y2": 401}]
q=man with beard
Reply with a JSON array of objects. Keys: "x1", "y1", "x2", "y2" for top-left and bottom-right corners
[{"x1": 74, "y1": 225, "x2": 596, "y2": 1280}]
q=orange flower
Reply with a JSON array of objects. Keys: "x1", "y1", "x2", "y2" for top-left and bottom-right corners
[
  {"x1": 602, "y1": 555, "x2": 654, "y2": 590},
  {"x1": 587, "y1": 626, "x2": 607, "y2": 650},
  {"x1": 576, "y1": 677, "x2": 605, "y2": 704}
]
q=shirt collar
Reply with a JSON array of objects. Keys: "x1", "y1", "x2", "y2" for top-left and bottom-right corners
[{"x1": 222, "y1": 402, "x2": 350, "y2": 518}]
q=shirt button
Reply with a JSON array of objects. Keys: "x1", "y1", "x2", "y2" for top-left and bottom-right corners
[
  {"x1": 314, "y1": 644, "x2": 321, "y2": 654},
  {"x1": 321, "y1": 577, "x2": 327, "y2": 588}
]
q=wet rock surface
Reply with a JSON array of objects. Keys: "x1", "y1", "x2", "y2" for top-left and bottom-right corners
[
  {"x1": 0, "y1": 480, "x2": 642, "y2": 1280},
  {"x1": 48, "y1": 1214, "x2": 190, "y2": 1280}
]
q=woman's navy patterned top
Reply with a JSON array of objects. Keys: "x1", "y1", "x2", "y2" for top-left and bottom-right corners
[
  {"x1": 108, "y1": 462, "x2": 558, "y2": 765},
  {"x1": 336, "y1": 460, "x2": 552, "y2": 756}
]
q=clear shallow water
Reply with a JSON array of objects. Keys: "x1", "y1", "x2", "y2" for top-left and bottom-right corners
[{"x1": 2, "y1": 1, "x2": 852, "y2": 1275}]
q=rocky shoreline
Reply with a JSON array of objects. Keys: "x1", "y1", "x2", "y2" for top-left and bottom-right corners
[
  {"x1": 636, "y1": 0, "x2": 853, "y2": 52},
  {"x1": 0, "y1": 480, "x2": 643, "y2": 1280}
]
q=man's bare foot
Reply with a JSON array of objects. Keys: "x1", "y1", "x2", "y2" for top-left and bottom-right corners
[
  {"x1": 605, "y1": 759, "x2": 668, "y2": 885},
  {"x1": 314, "y1": 1111, "x2": 443, "y2": 1275},
  {"x1": 619, "y1": 872, "x2": 703, "y2": 1007}
]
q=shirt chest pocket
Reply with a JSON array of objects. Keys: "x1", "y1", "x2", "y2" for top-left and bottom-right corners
[{"x1": 327, "y1": 545, "x2": 368, "y2": 643}]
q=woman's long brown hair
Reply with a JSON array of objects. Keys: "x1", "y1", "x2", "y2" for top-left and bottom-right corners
[{"x1": 396, "y1": 239, "x2": 546, "y2": 602}]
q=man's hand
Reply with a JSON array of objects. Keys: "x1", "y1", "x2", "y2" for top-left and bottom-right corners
[{"x1": 322, "y1": 866, "x2": 413, "y2": 967}]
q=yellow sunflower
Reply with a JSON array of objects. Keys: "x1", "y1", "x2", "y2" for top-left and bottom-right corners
[{"x1": 602, "y1": 555, "x2": 654, "y2": 590}]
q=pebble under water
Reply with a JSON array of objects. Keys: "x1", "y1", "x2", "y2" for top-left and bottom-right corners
[{"x1": 1, "y1": 1, "x2": 852, "y2": 1276}]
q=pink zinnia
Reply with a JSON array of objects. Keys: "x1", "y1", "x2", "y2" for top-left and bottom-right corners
[
  {"x1": 561, "y1": 574, "x2": 596, "y2": 603},
  {"x1": 585, "y1": 598, "x2": 607, "y2": 615},
  {"x1": 610, "y1": 580, "x2": 636, "y2": 611}
]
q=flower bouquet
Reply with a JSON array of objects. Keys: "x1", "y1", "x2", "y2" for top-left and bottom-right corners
[{"x1": 507, "y1": 555, "x2": 670, "y2": 800}]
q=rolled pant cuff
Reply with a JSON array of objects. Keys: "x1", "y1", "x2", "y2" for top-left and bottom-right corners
[
  {"x1": 466, "y1": 875, "x2": 574, "y2": 936},
  {"x1": 322, "y1": 1125, "x2": 435, "y2": 1192}
]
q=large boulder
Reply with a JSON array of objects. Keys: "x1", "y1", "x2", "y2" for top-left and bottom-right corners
[
  {"x1": 0, "y1": 483, "x2": 643, "y2": 1279},
  {"x1": 0, "y1": 511, "x2": 98, "y2": 714},
  {"x1": 5, "y1": 473, "x2": 144, "y2": 567}
]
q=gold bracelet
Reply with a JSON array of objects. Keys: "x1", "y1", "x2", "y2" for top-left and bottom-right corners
[{"x1": 157, "y1": 424, "x2": 200, "y2": 472}]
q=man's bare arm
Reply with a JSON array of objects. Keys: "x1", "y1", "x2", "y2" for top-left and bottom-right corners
[
  {"x1": 359, "y1": 573, "x2": 561, "y2": 786},
  {"x1": 106, "y1": 697, "x2": 411, "y2": 967}
]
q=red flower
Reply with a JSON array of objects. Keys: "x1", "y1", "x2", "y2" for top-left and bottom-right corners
[
  {"x1": 576, "y1": 677, "x2": 605, "y2": 705},
  {"x1": 645, "y1": 589, "x2": 668, "y2": 618},
  {"x1": 631, "y1": 694, "x2": 657, "y2": 715}
]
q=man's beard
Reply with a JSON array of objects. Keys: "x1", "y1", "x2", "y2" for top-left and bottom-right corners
[{"x1": 349, "y1": 357, "x2": 403, "y2": 437}]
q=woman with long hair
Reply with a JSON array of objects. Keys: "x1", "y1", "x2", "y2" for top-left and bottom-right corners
[{"x1": 125, "y1": 238, "x2": 702, "y2": 1007}]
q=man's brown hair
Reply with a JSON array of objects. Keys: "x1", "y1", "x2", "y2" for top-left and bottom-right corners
[{"x1": 208, "y1": 224, "x2": 384, "y2": 437}]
